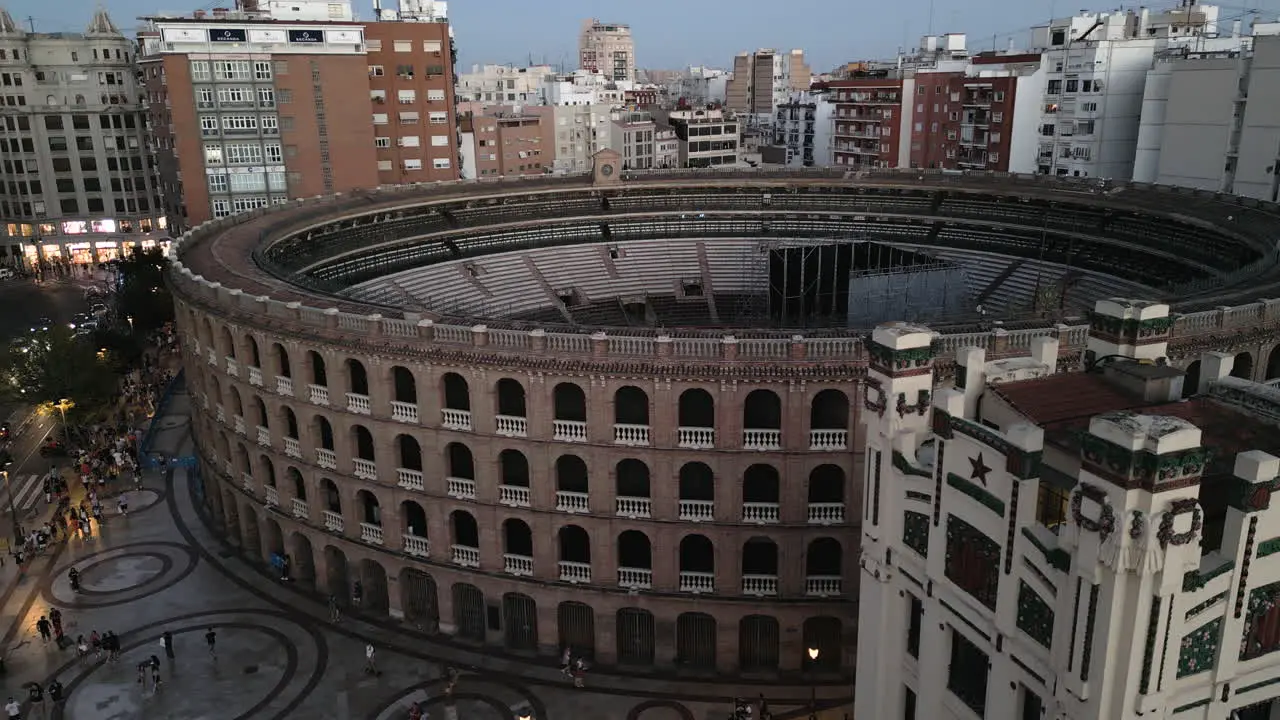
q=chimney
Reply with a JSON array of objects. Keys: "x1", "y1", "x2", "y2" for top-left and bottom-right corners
[
  {"x1": 193, "y1": 9, "x2": 207, "y2": 18},
  {"x1": 1085, "y1": 298, "x2": 1171, "y2": 366},
  {"x1": 1029, "y1": 335, "x2": 1059, "y2": 374},
  {"x1": 1197, "y1": 351, "x2": 1234, "y2": 394}
]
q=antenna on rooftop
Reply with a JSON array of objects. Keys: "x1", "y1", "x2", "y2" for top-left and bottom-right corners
[{"x1": 25, "y1": 15, "x2": 35, "y2": 32}]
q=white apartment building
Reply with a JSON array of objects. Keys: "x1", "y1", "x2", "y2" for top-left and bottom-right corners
[
  {"x1": 578, "y1": 19, "x2": 635, "y2": 82},
  {"x1": 1133, "y1": 28, "x2": 1280, "y2": 200},
  {"x1": 456, "y1": 64, "x2": 553, "y2": 104},
  {"x1": 610, "y1": 111, "x2": 656, "y2": 169},
  {"x1": 654, "y1": 124, "x2": 679, "y2": 169},
  {"x1": 663, "y1": 108, "x2": 739, "y2": 167},
  {"x1": 856, "y1": 299, "x2": 1280, "y2": 720},
  {"x1": 541, "y1": 69, "x2": 631, "y2": 106},
  {"x1": 768, "y1": 92, "x2": 832, "y2": 167},
  {"x1": 666, "y1": 66, "x2": 729, "y2": 106}
]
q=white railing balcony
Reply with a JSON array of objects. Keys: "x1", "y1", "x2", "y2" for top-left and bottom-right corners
[
  {"x1": 809, "y1": 429, "x2": 848, "y2": 451},
  {"x1": 241, "y1": 472, "x2": 255, "y2": 494},
  {"x1": 806, "y1": 575, "x2": 843, "y2": 597},
  {"x1": 291, "y1": 498, "x2": 308, "y2": 518},
  {"x1": 207, "y1": 348, "x2": 218, "y2": 366},
  {"x1": 558, "y1": 560, "x2": 591, "y2": 584},
  {"x1": 276, "y1": 375, "x2": 293, "y2": 396},
  {"x1": 397, "y1": 467, "x2": 424, "y2": 491},
  {"x1": 403, "y1": 533, "x2": 430, "y2": 558},
  {"x1": 359, "y1": 522, "x2": 384, "y2": 545},
  {"x1": 441, "y1": 408, "x2": 472, "y2": 431},
  {"x1": 201, "y1": 392, "x2": 210, "y2": 409},
  {"x1": 618, "y1": 567, "x2": 653, "y2": 590},
  {"x1": 742, "y1": 574, "x2": 779, "y2": 596},
  {"x1": 283, "y1": 437, "x2": 301, "y2": 459},
  {"x1": 216, "y1": 405, "x2": 226, "y2": 423},
  {"x1": 256, "y1": 425, "x2": 271, "y2": 447},
  {"x1": 233, "y1": 415, "x2": 247, "y2": 435},
  {"x1": 498, "y1": 484, "x2": 531, "y2": 507},
  {"x1": 743, "y1": 502, "x2": 780, "y2": 524},
  {"x1": 495, "y1": 414, "x2": 528, "y2": 438},
  {"x1": 346, "y1": 392, "x2": 371, "y2": 415},
  {"x1": 678, "y1": 499, "x2": 715, "y2": 522},
  {"x1": 808, "y1": 502, "x2": 845, "y2": 525},
  {"x1": 264, "y1": 485, "x2": 279, "y2": 507},
  {"x1": 322, "y1": 510, "x2": 344, "y2": 534},
  {"x1": 390, "y1": 401, "x2": 419, "y2": 424},
  {"x1": 352, "y1": 458, "x2": 377, "y2": 481},
  {"x1": 553, "y1": 419, "x2": 587, "y2": 442},
  {"x1": 615, "y1": 496, "x2": 652, "y2": 519},
  {"x1": 224, "y1": 460, "x2": 235, "y2": 478},
  {"x1": 308, "y1": 384, "x2": 330, "y2": 406},
  {"x1": 316, "y1": 448, "x2": 337, "y2": 470},
  {"x1": 679, "y1": 571, "x2": 716, "y2": 594},
  {"x1": 247, "y1": 366, "x2": 263, "y2": 387},
  {"x1": 677, "y1": 426, "x2": 715, "y2": 449},
  {"x1": 447, "y1": 477, "x2": 476, "y2": 500},
  {"x1": 613, "y1": 423, "x2": 651, "y2": 446},
  {"x1": 503, "y1": 553, "x2": 534, "y2": 576},
  {"x1": 225, "y1": 357, "x2": 239, "y2": 377},
  {"x1": 743, "y1": 428, "x2": 782, "y2": 451},
  {"x1": 451, "y1": 544, "x2": 480, "y2": 567},
  {"x1": 555, "y1": 490, "x2": 589, "y2": 513}
]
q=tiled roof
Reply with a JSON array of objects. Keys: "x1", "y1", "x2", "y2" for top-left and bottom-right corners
[{"x1": 988, "y1": 374, "x2": 1146, "y2": 427}]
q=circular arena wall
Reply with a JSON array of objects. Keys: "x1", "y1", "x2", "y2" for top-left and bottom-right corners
[{"x1": 169, "y1": 167, "x2": 1280, "y2": 678}]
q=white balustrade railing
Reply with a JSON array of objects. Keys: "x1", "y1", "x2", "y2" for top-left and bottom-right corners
[
  {"x1": 224, "y1": 460, "x2": 235, "y2": 477},
  {"x1": 233, "y1": 415, "x2": 246, "y2": 435},
  {"x1": 216, "y1": 405, "x2": 226, "y2": 423},
  {"x1": 743, "y1": 502, "x2": 780, "y2": 524},
  {"x1": 359, "y1": 522, "x2": 384, "y2": 545},
  {"x1": 225, "y1": 356, "x2": 239, "y2": 377},
  {"x1": 264, "y1": 485, "x2": 279, "y2": 507},
  {"x1": 283, "y1": 437, "x2": 301, "y2": 459},
  {"x1": 447, "y1": 477, "x2": 476, "y2": 500},
  {"x1": 346, "y1": 392, "x2": 371, "y2": 415},
  {"x1": 615, "y1": 496, "x2": 652, "y2": 519},
  {"x1": 316, "y1": 448, "x2": 337, "y2": 470},
  {"x1": 742, "y1": 574, "x2": 779, "y2": 596},
  {"x1": 678, "y1": 499, "x2": 715, "y2": 522},
  {"x1": 207, "y1": 348, "x2": 218, "y2": 366},
  {"x1": 291, "y1": 498, "x2": 308, "y2": 518},
  {"x1": 807, "y1": 502, "x2": 845, "y2": 524},
  {"x1": 276, "y1": 375, "x2": 293, "y2": 396},
  {"x1": 322, "y1": 510, "x2": 344, "y2": 534},
  {"x1": 613, "y1": 423, "x2": 650, "y2": 446},
  {"x1": 555, "y1": 490, "x2": 589, "y2": 513},
  {"x1": 451, "y1": 544, "x2": 480, "y2": 567},
  {"x1": 679, "y1": 571, "x2": 715, "y2": 594},
  {"x1": 498, "y1": 484, "x2": 531, "y2": 507},
  {"x1": 809, "y1": 429, "x2": 848, "y2": 451},
  {"x1": 441, "y1": 408, "x2": 472, "y2": 431},
  {"x1": 256, "y1": 425, "x2": 271, "y2": 447},
  {"x1": 677, "y1": 426, "x2": 715, "y2": 449},
  {"x1": 397, "y1": 467, "x2": 424, "y2": 491},
  {"x1": 617, "y1": 566, "x2": 653, "y2": 590},
  {"x1": 743, "y1": 428, "x2": 782, "y2": 451},
  {"x1": 495, "y1": 414, "x2": 528, "y2": 438},
  {"x1": 553, "y1": 420, "x2": 587, "y2": 442},
  {"x1": 352, "y1": 458, "x2": 377, "y2": 481},
  {"x1": 308, "y1": 384, "x2": 329, "y2": 406},
  {"x1": 390, "y1": 401, "x2": 418, "y2": 424},
  {"x1": 247, "y1": 366, "x2": 263, "y2": 387},
  {"x1": 558, "y1": 560, "x2": 591, "y2": 584},
  {"x1": 806, "y1": 575, "x2": 843, "y2": 597},
  {"x1": 503, "y1": 553, "x2": 534, "y2": 576},
  {"x1": 403, "y1": 533, "x2": 430, "y2": 558},
  {"x1": 241, "y1": 472, "x2": 255, "y2": 494}
]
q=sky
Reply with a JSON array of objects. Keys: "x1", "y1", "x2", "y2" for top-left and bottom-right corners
[{"x1": 6, "y1": 0, "x2": 1280, "y2": 72}]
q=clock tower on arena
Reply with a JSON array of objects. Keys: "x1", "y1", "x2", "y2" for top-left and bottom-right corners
[{"x1": 592, "y1": 148, "x2": 622, "y2": 186}]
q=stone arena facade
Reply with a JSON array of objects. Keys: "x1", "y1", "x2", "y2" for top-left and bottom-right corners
[{"x1": 167, "y1": 166, "x2": 1280, "y2": 679}]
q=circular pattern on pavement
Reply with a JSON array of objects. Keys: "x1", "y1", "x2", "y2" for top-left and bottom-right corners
[
  {"x1": 44, "y1": 542, "x2": 199, "y2": 609},
  {"x1": 367, "y1": 674, "x2": 548, "y2": 720},
  {"x1": 626, "y1": 700, "x2": 696, "y2": 720}
]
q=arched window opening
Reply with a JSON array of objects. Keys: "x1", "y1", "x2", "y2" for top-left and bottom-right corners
[
  {"x1": 502, "y1": 518, "x2": 533, "y2": 557},
  {"x1": 358, "y1": 490, "x2": 381, "y2": 525},
  {"x1": 308, "y1": 351, "x2": 327, "y2": 386},
  {"x1": 496, "y1": 378, "x2": 527, "y2": 417},
  {"x1": 397, "y1": 435, "x2": 422, "y2": 471},
  {"x1": 274, "y1": 344, "x2": 291, "y2": 378},
  {"x1": 401, "y1": 500, "x2": 427, "y2": 538},
  {"x1": 314, "y1": 417, "x2": 334, "y2": 450},
  {"x1": 499, "y1": 449, "x2": 530, "y2": 487},
  {"x1": 615, "y1": 459, "x2": 650, "y2": 497},
  {"x1": 450, "y1": 510, "x2": 479, "y2": 548},
  {"x1": 347, "y1": 359, "x2": 369, "y2": 395},
  {"x1": 617, "y1": 530, "x2": 652, "y2": 569},
  {"x1": 743, "y1": 389, "x2": 782, "y2": 429},
  {"x1": 441, "y1": 373, "x2": 470, "y2": 411},
  {"x1": 553, "y1": 383, "x2": 586, "y2": 422},
  {"x1": 392, "y1": 366, "x2": 417, "y2": 404},
  {"x1": 352, "y1": 425, "x2": 375, "y2": 460},
  {"x1": 613, "y1": 386, "x2": 650, "y2": 425},
  {"x1": 446, "y1": 443, "x2": 474, "y2": 479}
]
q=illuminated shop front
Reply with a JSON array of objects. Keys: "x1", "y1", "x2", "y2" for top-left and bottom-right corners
[
  {"x1": 94, "y1": 242, "x2": 120, "y2": 262},
  {"x1": 67, "y1": 243, "x2": 94, "y2": 264}
]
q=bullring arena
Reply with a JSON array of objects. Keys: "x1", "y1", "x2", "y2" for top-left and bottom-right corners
[{"x1": 169, "y1": 160, "x2": 1280, "y2": 680}]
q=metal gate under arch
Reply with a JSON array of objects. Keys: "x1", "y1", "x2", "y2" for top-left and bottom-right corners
[
  {"x1": 402, "y1": 570, "x2": 440, "y2": 631},
  {"x1": 739, "y1": 615, "x2": 780, "y2": 671},
  {"x1": 677, "y1": 612, "x2": 716, "y2": 669},
  {"x1": 557, "y1": 601, "x2": 596, "y2": 659},
  {"x1": 452, "y1": 583, "x2": 485, "y2": 641},
  {"x1": 616, "y1": 608, "x2": 656, "y2": 666},
  {"x1": 502, "y1": 593, "x2": 538, "y2": 651}
]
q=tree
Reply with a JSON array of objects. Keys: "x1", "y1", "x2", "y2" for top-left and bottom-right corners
[
  {"x1": 0, "y1": 327, "x2": 117, "y2": 423},
  {"x1": 115, "y1": 246, "x2": 174, "y2": 336}
]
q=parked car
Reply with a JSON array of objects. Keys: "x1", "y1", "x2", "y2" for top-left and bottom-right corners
[
  {"x1": 68, "y1": 313, "x2": 92, "y2": 330},
  {"x1": 30, "y1": 317, "x2": 52, "y2": 333},
  {"x1": 90, "y1": 303, "x2": 108, "y2": 317},
  {"x1": 0, "y1": 422, "x2": 9, "y2": 441}
]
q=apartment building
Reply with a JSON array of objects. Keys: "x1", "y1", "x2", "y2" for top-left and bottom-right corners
[
  {"x1": 458, "y1": 107, "x2": 551, "y2": 178},
  {"x1": 542, "y1": 69, "x2": 630, "y2": 106},
  {"x1": 546, "y1": 103, "x2": 616, "y2": 174},
  {"x1": 654, "y1": 124, "x2": 679, "y2": 169},
  {"x1": 610, "y1": 111, "x2": 656, "y2": 170},
  {"x1": 725, "y1": 49, "x2": 811, "y2": 129},
  {"x1": 660, "y1": 108, "x2": 739, "y2": 167},
  {"x1": 457, "y1": 64, "x2": 553, "y2": 103},
  {"x1": 0, "y1": 9, "x2": 168, "y2": 266},
  {"x1": 824, "y1": 76, "x2": 906, "y2": 169},
  {"x1": 579, "y1": 19, "x2": 635, "y2": 82},
  {"x1": 766, "y1": 93, "x2": 831, "y2": 168}
]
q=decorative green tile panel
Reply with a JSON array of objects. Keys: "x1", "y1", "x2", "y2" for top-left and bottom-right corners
[
  {"x1": 1020, "y1": 527, "x2": 1071, "y2": 572},
  {"x1": 903, "y1": 511, "x2": 930, "y2": 557},
  {"x1": 1016, "y1": 581, "x2": 1054, "y2": 649},
  {"x1": 947, "y1": 472, "x2": 1006, "y2": 516},
  {"x1": 893, "y1": 450, "x2": 933, "y2": 478},
  {"x1": 1241, "y1": 581, "x2": 1280, "y2": 661},
  {"x1": 1177, "y1": 617, "x2": 1221, "y2": 678},
  {"x1": 1183, "y1": 559, "x2": 1235, "y2": 592},
  {"x1": 1184, "y1": 593, "x2": 1226, "y2": 621},
  {"x1": 1257, "y1": 537, "x2": 1280, "y2": 559},
  {"x1": 945, "y1": 514, "x2": 1001, "y2": 610}
]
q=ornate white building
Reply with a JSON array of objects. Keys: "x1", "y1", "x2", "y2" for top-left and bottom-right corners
[{"x1": 856, "y1": 299, "x2": 1280, "y2": 720}]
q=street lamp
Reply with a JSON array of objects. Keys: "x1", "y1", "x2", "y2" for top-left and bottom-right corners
[
  {"x1": 517, "y1": 714, "x2": 532, "y2": 720},
  {"x1": 52, "y1": 398, "x2": 74, "y2": 443},
  {"x1": 126, "y1": 315, "x2": 134, "y2": 333},
  {"x1": 806, "y1": 647, "x2": 820, "y2": 720}
]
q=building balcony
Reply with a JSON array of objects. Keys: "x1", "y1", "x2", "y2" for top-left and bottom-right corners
[
  {"x1": 743, "y1": 502, "x2": 780, "y2": 524},
  {"x1": 677, "y1": 427, "x2": 714, "y2": 449},
  {"x1": 397, "y1": 468, "x2": 424, "y2": 491},
  {"x1": 447, "y1": 477, "x2": 476, "y2": 500},
  {"x1": 283, "y1": 437, "x2": 301, "y2": 459},
  {"x1": 256, "y1": 425, "x2": 271, "y2": 448},
  {"x1": 308, "y1": 384, "x2": 329, "y2": 406},
  {"x1": 618, "y1": 567, "x2": 653, "y2": 590},
  {"x1": 963, "y1": 97, "x2": 993, "y2": 108},
  {"x1": 616, "y1": 496, "x2": 652, "y2": 519},
  {"x1": 264, "y1": 485, "x2": 279, "y2": 507},
  {"x1": 742, "y1": 574, "x2": 779, "y2": 596},
  {"x1": 441, "y1": 408, "x2": 472, "y2": 431},
  {"x1": 233, "y1": 415, "x2": 246, "y2": 436},
  {"x1": 316, "y1": 448, "x2": 337, "y2": 470},
  {"x1": 494, "y1": 414, "x2": 528, "y2": 438},
  {"x1": 678, "y1": 499, "x2": 714, "y2": 522},
  {"x1": 613, "y1": 423, "x2": 650, "y2": 446},
  {"x1": 224, "y1": 460, "x2": 235, "y2": 478},
  {"x1": 353, "y1": 458, "x2": 377, "y2": 481},
  {"x1": 809, "y1": 429, "x2": 847, "y2": 451},
  {"x1": 322, "y1": 510, "x2": 344, "y2": 534},
  {"x1": 556, "y1": 490, "x2": 589, "y2": 513},
  {"x1": 503, "y1": 553, "x2": 534, "y2": 577},
  {"x1": 225, "y1": 356, "x2": 239, "y2": 377},
  {"x1": 291, "y1": 498, "x2": 308, "y2": 519},
  {"x1": 679, "y1": 571, "x2": 715, "y2": 594},
  {"x1": 451, "y1": 544, "x2": 480, "y2": 568},
  {"x1": 806, "y1": 575, "x2": 842, "y2": 597},
  {"x1": 403, "y1": 533, "x2": 430, "y2": 558},
  {"x1": 247, "y1": 366, "x2": 263, "y2": 387},
  {"x1": 359, "y1": 522, "x2": 384, "y2": 546},
  {"x1": 346, "y1": 392, "x2": 371, "y2": 415},
  {"x1": 558, "y1": 560, "x2": 591, "y2": 584},
  {"x1": 241, "y1": 472, "x2": 255, "y2": 494},
  {"x1": 807, "y1": 502, "x2": 845, "y2": 524},
  {"x1": 834, "y1": 145, "x2": 880, "y2": 156},
  {"x1": 276, "y1": 375, "x2": 293, "y2": 396},
  {"x1": 216, "y1": 405, "x2": 226, "y2": 423},
  {"x1": 743, "y1": 429, "x2": 781, "y2": 451},
  {"x1": 390, "y1": 401, "x2": 418, "y2": 424},
  {"x1": 553, "y1": 420, "x2": 587, "y2": 442},
  {"x1": 498, "y1": 484, "x2": 531, "y2": 508},
  {"x1": 206, "y1": 348, "x2": 218, "y2": 366}
]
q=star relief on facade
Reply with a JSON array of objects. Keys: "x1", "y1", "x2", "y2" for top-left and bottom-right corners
[{"x1": 968, "y1": 453, "x2": 992, "y2": 486}]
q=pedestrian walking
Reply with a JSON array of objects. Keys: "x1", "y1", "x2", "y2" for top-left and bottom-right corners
[
  {"x1": 25, "y1": 683, "x2": 42, "y2": 720},
  {"x1": 352, "y1": 581, "x2": 363, "y2": 609},
  {"x1": 161, "y1": 630, "x2": 174, "y2": 660},
  {"x1": 35, "y1": 616, "x2": 51, "y2": 643},
  {"x1": 46, "y1": 680, "x2": 62, "y2": 707},
  {"x1": 205, "y1": 627, "x2": 216, "y2": 657},
  {"x1": 327, "y1": 594, "x2": 340, "y2": 623},
  {"x1": 363, "y1": 643, "x2": 379, "y2": 676},
  {"x1": 49, "y1": 609, "x2": 62, "y2": 640},
  {"x1": 89, "y1": 631, "x2": 101, "y2": 659},
  {"x1": 76, "y1": 635, "x2": 88, "y2": 660},
  {"x1": 4, "y1": 696, "x2": 19, "y2": 719},
  {"x1": 149, "y1": 655, "x2": 162, "y2": 691}
]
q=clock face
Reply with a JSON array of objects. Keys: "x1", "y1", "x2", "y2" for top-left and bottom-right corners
[{"x1": 601, "y1": 163, "x2": 615, "y2": 176}]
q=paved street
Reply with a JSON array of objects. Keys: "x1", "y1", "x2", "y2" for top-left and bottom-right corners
[
  {"x1": 0, "y1": 385, "x2": 854, "y2": 720},
  {"x1": 0, "y1": 277, "x2": 90, "y2": 341}
]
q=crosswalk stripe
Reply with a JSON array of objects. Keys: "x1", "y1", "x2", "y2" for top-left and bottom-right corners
[{"x1": 10, "y1": 474, "x2": 43, "y2": 510}]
